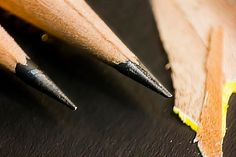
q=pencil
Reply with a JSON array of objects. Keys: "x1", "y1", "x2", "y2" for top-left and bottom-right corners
[
  {"x1": 0, "y1": 25, "x2": 77, "y2": 110},
  {"x1": 0, "y1": 0, "x2": 172, "y2": 97}
]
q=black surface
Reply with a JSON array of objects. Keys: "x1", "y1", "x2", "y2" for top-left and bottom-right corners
[{"x1": 0, "y1": 0, "x2": 235, "y2": 156}]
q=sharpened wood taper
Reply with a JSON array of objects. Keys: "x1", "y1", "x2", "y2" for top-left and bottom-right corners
[
  {"x1": 0, "y1": 25, "x2": 77, "y2": 110},
  {"x1": 0, "y1": 0, "x2": 172, "y2": 97}
]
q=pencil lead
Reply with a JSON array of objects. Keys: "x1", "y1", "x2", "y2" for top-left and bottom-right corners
[
  {"x1": 114, "y1": 61, "x2": 172, "y2": 98},
  {"x1": 15, "y1": 60, "x2": 77, "y2": 110}
]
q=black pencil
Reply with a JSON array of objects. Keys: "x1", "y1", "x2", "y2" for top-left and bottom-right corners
[
  {"x1": 0, "y1": 25, "x2": 77, "y2": 110},
  {"x1": 0, "y1": 0, "x2": 172, "y2": 97}
]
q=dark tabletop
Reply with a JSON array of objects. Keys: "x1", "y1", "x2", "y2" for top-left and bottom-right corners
[{"x1": 0, "y1": 0, "x2": 235, "y2": 157}]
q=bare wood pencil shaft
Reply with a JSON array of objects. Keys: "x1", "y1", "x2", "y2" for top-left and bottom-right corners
[
  {"x1": 0, "y1": 25, "x2": 27, "y2": 72},
  {"x1": 0, "y1": 25, "x2": 77, "y2": 110},
  {"x1": 0, "y1": 0, "x2": 172, "y2": 97},
  {"x1": 0, "y1": 0, "x2": 137, "y2": 64}
]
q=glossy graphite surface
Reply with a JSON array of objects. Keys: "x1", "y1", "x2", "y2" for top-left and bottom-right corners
[{"x1": 15, "y1": 60, "x2": 77, "y2": 110}]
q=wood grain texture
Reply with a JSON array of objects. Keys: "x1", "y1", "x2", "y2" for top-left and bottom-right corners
[
  {"x1": 197, "y1": 27, "x2": 224, "y2": 157},
  {"x1": 0, "y1": 0, "x2": 138, "y2": 65},
  {"x1": 174, "y1": 0, "x2": 236, "y2": 82},
  {"x1": 151, "y1": 1, "x2": 236, "y2": 156},
  {"x1": 0, "y1": 0, "x2": 235, "y2": 156},
  {"x1": 0, "y1": 25, "x2": 27, "y2": 72},
  {"x1": 150, "y1": 0, "x2": 207, "y2": 124}
]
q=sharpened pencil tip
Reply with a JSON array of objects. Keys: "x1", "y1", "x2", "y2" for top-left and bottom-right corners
[
  {"x1": 15, "y1": 60, "x2": 77, "y2": 110},
  {"x1": 114, "y1": 61, "x2": 172, "y2": 98}
]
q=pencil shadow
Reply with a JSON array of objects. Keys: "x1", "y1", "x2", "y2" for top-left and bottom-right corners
[
  {"x1": 0, "y1": 70, "x2": 59, "y2": 124},
  {"x1": 223, "y1": 94, "x2": 236, "y2": 157},
  {"x1": 88, "y1": 0, "x2": 175, "y2": 118},
  {"x1": 0, "y1": 1, "x2": 205, "y2": 156},
  {"x1": 0, "y1": 3, "x2": 174, "y2": 129}
]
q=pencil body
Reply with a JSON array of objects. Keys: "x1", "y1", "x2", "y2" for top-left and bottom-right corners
[
  {"x1": 0, "y1": 25, "x2": 27, "y2": 72},
  {"x1": 0, "y1": 0, "x2": 172, "y2": 97},
  {"x1": 0, "y1": 0, "x2": 134, "y2": 64},
  {"x1": 0, "y1": 25, "x2": 77, "y2": 110}
]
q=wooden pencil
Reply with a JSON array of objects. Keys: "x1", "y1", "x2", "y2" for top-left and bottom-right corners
[
  {"x1": 0, "y1": 25, "x2": 77, "y2": 110},
  {"x1": 0, "y1": 0, "x2": 172, "y2": 97}
]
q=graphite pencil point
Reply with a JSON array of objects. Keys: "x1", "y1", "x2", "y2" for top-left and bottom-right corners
[
  {"x1": 0, "y1": 0, "x2": 172, "y2": 98},
  {"x1": 15, "y1": 60, "x2": 77, "y2": 110},
  {"x1": 114, "y1": 61, "x2": 172, "y2": 98}
]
